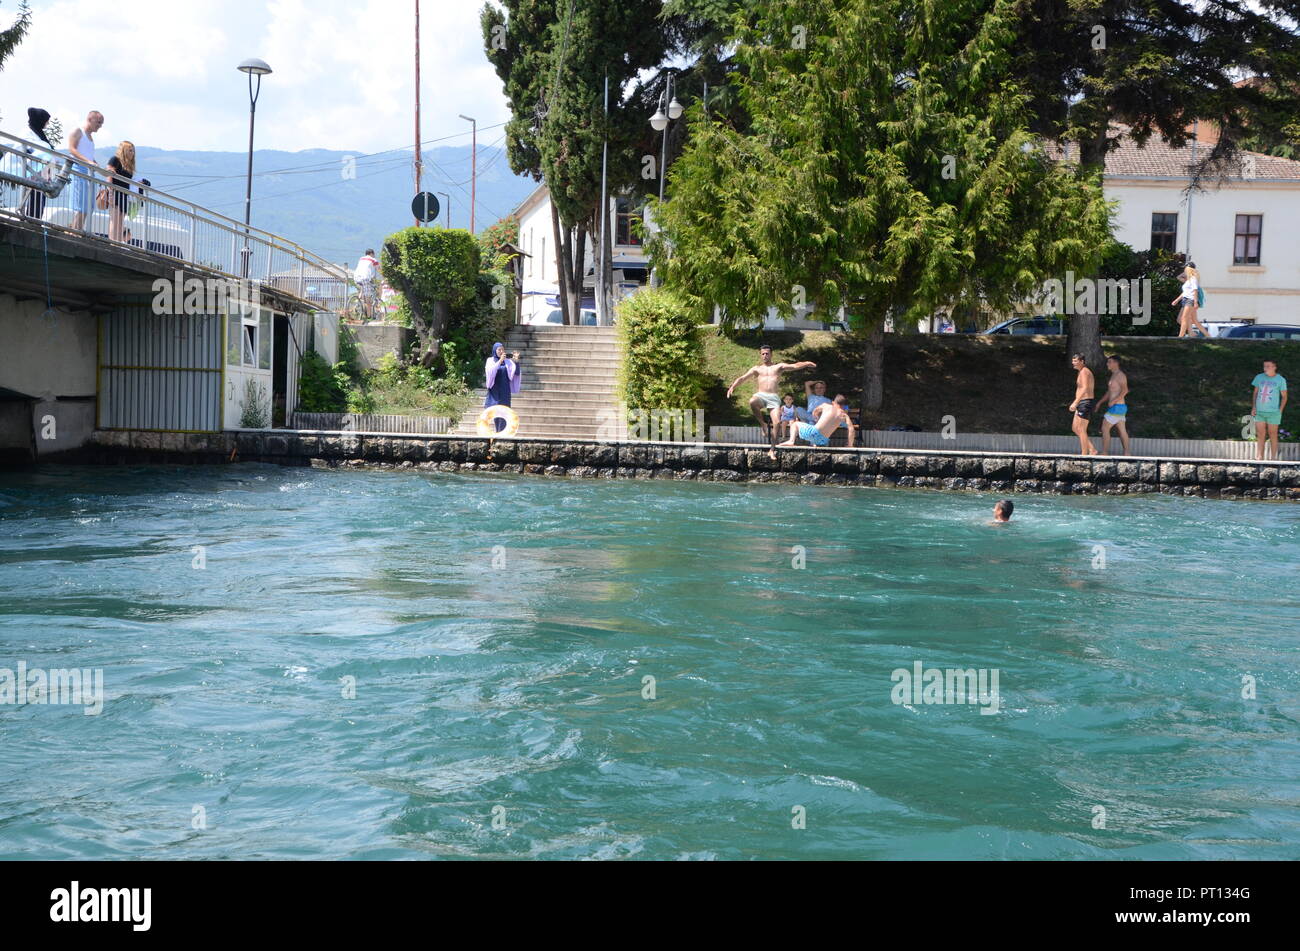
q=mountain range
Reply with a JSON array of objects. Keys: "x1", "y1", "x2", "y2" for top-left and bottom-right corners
[{"x1": 132, "y1": 143, "x2": 538, "y2": 267}]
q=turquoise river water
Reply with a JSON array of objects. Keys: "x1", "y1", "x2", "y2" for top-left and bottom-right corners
[{"x1": 1, "y1": 465, "x2": 1297, "y2": 860}]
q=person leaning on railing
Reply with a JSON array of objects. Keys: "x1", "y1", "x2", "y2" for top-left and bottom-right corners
[
  {"x1": 19, "y1": 108, "x2": 55, "y2": 219},
  {"x1": 67, "y1": 110, "x2": 104, "y2": 232}
]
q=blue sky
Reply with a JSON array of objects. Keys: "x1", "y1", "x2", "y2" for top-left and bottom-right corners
[{"x1": 1, "y1": 0, "x2": 512, "y2": 154}]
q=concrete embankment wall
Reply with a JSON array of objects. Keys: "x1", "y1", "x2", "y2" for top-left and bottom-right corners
[{"x1": 80, "y1": 430, "x2": 1300, "y2": 502}]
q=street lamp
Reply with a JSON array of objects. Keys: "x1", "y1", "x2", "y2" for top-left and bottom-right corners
[
  {"x1": 238, "y1": 58, "x2": 272, "y2": 278},
  {"x1": 459, "y1": 113, "x2": 477, "y2": 233},
  {"x1": 649, "y1": 72, "x2": 681, "y2": 287}
]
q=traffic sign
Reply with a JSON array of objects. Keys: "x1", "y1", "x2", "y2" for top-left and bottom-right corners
[{"x1": 412, "y1": 192, "x2": 441, "y2": 223}]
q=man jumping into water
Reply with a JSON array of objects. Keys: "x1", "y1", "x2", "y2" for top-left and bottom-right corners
[
  {"x1": 1068, "y1": 353, "x2": 1099, "y2": 456},
  {"x1": 776, "y1": 396, "x2": 853, "y2": 458},
  {"x1": 727, "y1": 345, "x2": 817, "y2": 450}
]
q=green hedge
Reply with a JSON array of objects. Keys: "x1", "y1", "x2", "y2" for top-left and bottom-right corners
[{"x1": 617, "y1": 289, "x2": 707, "y2": 413}]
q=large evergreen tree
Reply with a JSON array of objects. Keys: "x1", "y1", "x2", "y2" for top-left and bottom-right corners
[{"x1": 654, "y1": 0, "x2": 1113, "y2": 409}]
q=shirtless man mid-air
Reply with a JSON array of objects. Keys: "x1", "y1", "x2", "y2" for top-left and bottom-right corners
[
  {"x1": 1067, "y1": 353, "x2": 1099, "y2": 456},
  {"x1": 726, "y1": 345, "x2": 817, "y2": 449}
]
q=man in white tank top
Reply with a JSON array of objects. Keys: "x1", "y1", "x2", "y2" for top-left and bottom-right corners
[{"x1": 67, "y1": 110, "x2": 104, "y2": 232}]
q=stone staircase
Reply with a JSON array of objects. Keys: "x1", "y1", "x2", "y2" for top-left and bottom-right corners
[{"x1": 453, "y1": 325, "x2": 623, "y2": 440}]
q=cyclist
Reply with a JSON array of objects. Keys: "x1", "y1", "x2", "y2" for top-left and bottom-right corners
[{"x1": 354, "y1": 249, "x2": 380, "y2": 320}]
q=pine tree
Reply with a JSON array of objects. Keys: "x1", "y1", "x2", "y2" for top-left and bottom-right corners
[
  {"x1": 655, "y1": 0, "x2": 1113, "y2": 409},
  {"x1": 0, "y1": 1, "x2": 31, "y2": 128}
]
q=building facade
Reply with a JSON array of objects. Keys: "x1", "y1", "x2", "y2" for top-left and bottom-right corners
[{"x1": 1105, "y1": 135, "x2": 1300, "y2": 327}]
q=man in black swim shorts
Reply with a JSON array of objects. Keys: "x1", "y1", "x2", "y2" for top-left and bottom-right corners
[{"x1": 1068, "y1": 353, "x2": 1098, "y2": 456}]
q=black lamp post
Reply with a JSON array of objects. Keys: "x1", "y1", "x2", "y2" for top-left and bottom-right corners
[{"x1": 238, "y1": 58, "x2": 272, "y2": 277}]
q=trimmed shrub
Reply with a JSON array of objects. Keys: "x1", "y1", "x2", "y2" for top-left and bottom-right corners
[{"x1": 618, "y1": 288, "x2": 707, "y2": 413}]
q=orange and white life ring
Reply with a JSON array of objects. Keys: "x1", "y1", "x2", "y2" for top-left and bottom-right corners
[{"x1": 476, "y1": 405, "x2": 520, "y2": 438}]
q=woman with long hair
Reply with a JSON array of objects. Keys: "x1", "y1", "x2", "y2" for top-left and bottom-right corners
[
  {"x1": 105, "y1": 141, "x2": 137, "y2": 243},
  {"x1": 1171, "y1": 263, "x2": 1209, "y2": 338}
]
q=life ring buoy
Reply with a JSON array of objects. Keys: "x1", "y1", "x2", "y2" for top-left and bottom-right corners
[{"x1": 476, "y1": 406, "x2": 520, "y2": 438}]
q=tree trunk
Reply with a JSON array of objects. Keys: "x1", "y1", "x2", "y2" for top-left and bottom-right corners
[
  {"x1": 550, "y1": 202, "x2": 571, "y2": 326},
  {"x1": 383, "y1": 237, "x2": 447, "y2": 364},
  {"x1": 563, "y1": 223, "x2": 587, "y2": 325},
  {"x1": 1067, "y1": 312, "x2": 1105, "y2": 369},
  {"x1": 861, "y1": 321, "x2": 885, "y2": 411}
]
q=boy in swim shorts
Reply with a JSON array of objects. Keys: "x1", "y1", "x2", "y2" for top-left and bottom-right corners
[
  {"x1": 1095, "y1": 354, "x2": 1131, "y2": 456},
  {"x1": 775, "y1": 397, "x2": 853, "y2": 458},
  {"x1": 1251, "y1": 359, "x2": 1288, "y2": 460}
]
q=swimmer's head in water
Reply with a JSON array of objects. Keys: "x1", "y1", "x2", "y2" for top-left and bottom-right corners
[{"x1": 994, "y1": 500, "x2": 1014, "y2": 521}]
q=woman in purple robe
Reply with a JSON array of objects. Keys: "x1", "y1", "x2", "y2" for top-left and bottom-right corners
[{"x1": 484, "y1": 342, "x2": 521, "y2": 432}]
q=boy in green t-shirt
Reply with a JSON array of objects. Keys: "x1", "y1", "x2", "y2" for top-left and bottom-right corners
[{"x1": 1251, "y1": 360, "x2": 1288, "y2": 460}]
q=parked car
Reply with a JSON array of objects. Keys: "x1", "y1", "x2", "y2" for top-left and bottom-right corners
[
  {"x1": 1222, "y1": 324, "x2": 1300, "y2": 340},
  {"x1": 980, "y1": 316, "x2": 1066, "y2": 335},
  {"x1": 527, "y1": 307, "x2": 599, "y2": 326},
  {"x1": 1202, "y1": 321, "x2": 1252, "y2": 338}
]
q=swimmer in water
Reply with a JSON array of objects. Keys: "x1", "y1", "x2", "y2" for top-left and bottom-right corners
[{"x1": 991, "y1": 499, "x2": 1014, "y2": 524}]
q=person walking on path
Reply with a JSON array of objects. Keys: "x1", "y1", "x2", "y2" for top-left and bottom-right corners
[
  {"x1": 1250, "y1": 360, "x2": 1288, "y2": 460},
  {"x1": 1068, "y1": 353, "x2": 1099, "y2": 456},
  {"x1": 484, "y1": 342, "x2": 522, "y2": 433},
  {"x1": 67, "y1": 111, "x2": 104, "y2": 232},
  {"x1": 1172, "y1": 264, "x2": 1209, "y2": 338},
  {"x1": 1094, "y1": 354, "x2": 1131, "y2": 456}
]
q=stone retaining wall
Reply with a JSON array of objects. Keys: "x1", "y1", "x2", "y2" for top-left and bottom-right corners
[{"x1": 83, "y1": 430, "x2": 1300, "y2": 502}]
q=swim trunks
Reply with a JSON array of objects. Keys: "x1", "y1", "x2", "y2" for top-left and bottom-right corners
[
  {"x1": 1103, "y1": 403, "x2": 1127, "y2": 425},
  {"x1": 755, "y1": 391, "x2": 781, "y2": 410},
  {"x1": 1254, "y1": 410, "x2": 1282, "y2": 426},
  {"x1": 1075, "y1": 399, "x2": 1095, "y2": 419},
  {"x1": 797, "y1": 423, "x2": 830, "y2": 447}
]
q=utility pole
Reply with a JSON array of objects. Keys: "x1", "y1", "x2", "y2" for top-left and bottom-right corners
[
  {"x1": 459, "y1": 114, "x2": 477, "y2": 233},
  {"x1": 414, "y1": 0, "x2": 422, "y2": 228},
  {"x1": 597, "y1": 74, "x2": 610, "y2": 326}
]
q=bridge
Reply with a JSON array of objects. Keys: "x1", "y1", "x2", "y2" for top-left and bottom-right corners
[{"x1": 0, "y1": 128, "x2": 350, "y2": 464}]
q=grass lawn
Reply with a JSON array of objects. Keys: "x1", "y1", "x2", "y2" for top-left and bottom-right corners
[{"x1": 702, "y1": 327, "x2": 1300, "y2": 440}]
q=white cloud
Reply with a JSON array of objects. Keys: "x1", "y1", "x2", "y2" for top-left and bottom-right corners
[{"x1": 0, "y1": 0, "x2": 511, "y2": 153}]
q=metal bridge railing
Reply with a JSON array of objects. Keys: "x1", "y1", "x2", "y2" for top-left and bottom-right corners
[{"x1": 0, "y1": 128, "x2": 348, "y2": 312}]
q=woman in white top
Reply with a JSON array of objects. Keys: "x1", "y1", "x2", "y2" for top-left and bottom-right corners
[{"x1": 1171, "y1": 264, "x2": 1209, "y2": 338}]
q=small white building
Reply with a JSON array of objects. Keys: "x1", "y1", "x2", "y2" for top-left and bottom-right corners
[
  {"x1": 514, "y1": 184, "x2": 650, "y2": 323},
  {"x1": 1105, "y1": 133, "x2": 1300, "y2": 326}
]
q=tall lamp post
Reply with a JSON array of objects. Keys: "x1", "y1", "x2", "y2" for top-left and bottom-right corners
[
  {"x1": 648, "y1": 73, "x2": 683, "y2": 288},
  {"x1": 238, "y1": 58, "x2": 272, "y2": 278},
  {"x1": 438, "y1": 191, "x2": 451, "y2": 229},
  {"x1": 459, "y1": 114, "x2": 477, "y2": 233}
]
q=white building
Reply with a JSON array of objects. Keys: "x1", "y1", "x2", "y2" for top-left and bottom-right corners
[
  {"x1": 514, "y1": 184, "x2": 650, "y2": 324},
  {"x1": 1105, "y1": 134, "x2": 1300, "y2": 326}
]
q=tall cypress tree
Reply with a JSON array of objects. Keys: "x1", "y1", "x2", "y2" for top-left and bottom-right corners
[
  {"x1": 483, "y1": 0, "x2": 670, "y2": 324},
  {"x1": 655, "y1": 0, "x2": 1113, "y2": 409}
]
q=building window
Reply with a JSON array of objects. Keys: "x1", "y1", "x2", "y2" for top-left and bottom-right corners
[
  {"x1": 1150, "y1": 212, "x2": 1177, "y2": 252},
  {"x1": 615, "y1": 198, "x2": 641, "y2": 247},
  {"x1": 1234, "y1": 214, "x2": 1262, "y2": 265}
]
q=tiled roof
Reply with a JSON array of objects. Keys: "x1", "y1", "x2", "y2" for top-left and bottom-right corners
[
  {"x1": 1104, "y1": 134, "x2": 1300, "y2": 180},
  {"x1": 1048, "y1": 128, "x2": 1300, "y2": 181}
]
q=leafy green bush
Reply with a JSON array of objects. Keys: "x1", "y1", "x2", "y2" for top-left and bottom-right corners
[
  {"x1": 297, "y1": 350, "x2": 351, "y2": 413},
  {"x1": 618, "y1": 289, "x2": 707, "y2": 412}
]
